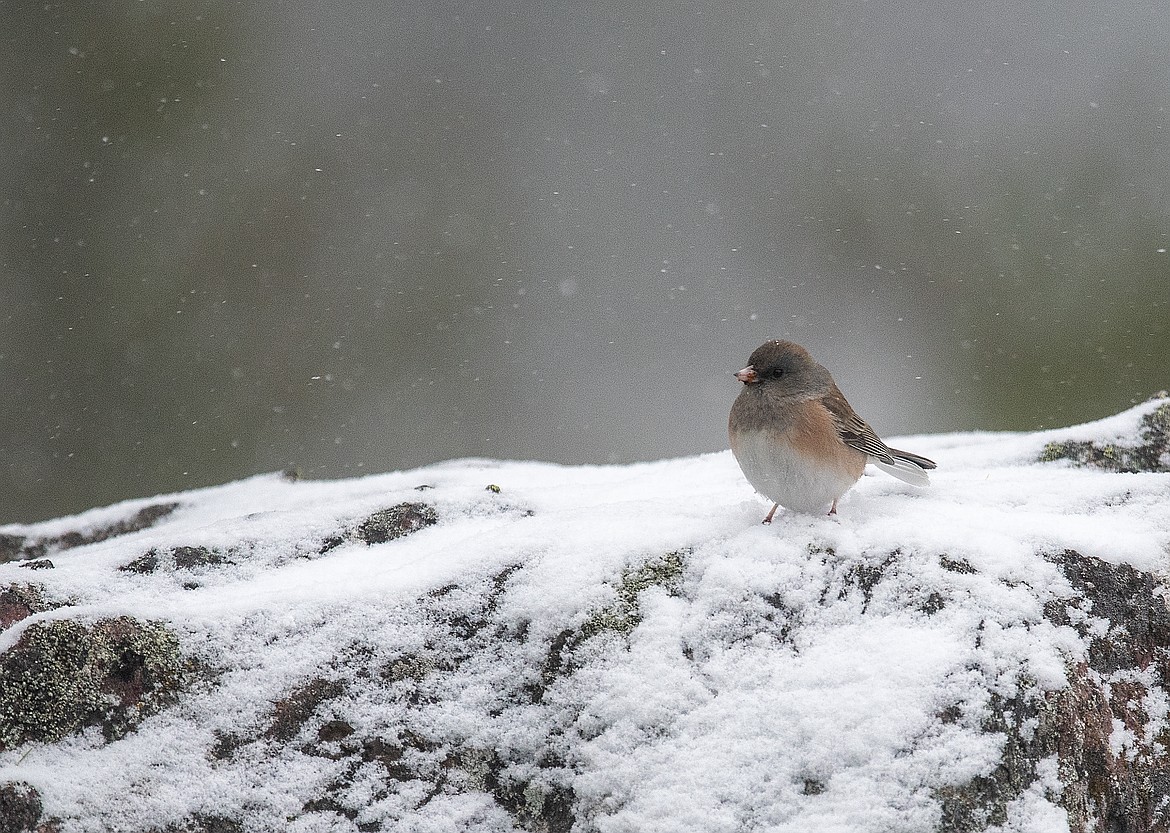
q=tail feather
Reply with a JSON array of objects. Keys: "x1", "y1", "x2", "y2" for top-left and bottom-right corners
[
  {"x1": 887, "y1": 447, "x2": 937, "y2": 471},
  {"x1": 870, "y1": 448, "x2": 936, "y2": 487}
]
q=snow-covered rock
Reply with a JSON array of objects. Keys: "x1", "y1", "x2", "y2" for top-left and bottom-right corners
[{"x1": 1, "y1": 397, "x2": 1169, "y2": 833}]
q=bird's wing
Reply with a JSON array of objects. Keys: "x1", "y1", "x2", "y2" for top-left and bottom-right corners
[{"x1": 821, "y1": 387, "x2": 898, "y2": 464}]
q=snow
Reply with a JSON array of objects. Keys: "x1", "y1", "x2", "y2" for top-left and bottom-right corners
[{"x1": 1, "y1": 398, "x2": 1169, "y2": 832}]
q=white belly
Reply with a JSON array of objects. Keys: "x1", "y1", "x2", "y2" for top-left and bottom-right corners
[{"x1": 731, "y1": 428, "x2": 860, "y2": 515}]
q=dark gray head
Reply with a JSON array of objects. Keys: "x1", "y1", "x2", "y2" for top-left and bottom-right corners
[{"x1": 734, "y1": 340, "x2": 834, "y2": 402}]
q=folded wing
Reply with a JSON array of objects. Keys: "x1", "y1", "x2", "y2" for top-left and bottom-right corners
[{"x1": 822, "y1": 386, "x2": 937, "y2": 487}]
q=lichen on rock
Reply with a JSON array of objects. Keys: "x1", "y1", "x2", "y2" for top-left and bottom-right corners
[
  {"x1": 1039, "y1": 395, "x2": 1170, "y2": 472},
  {"x1": 580, "y1": 549, "x2": 687, "y2": 639},
  {"x1": 0, "y1": 616, "x2": 185, "y2": 750}
]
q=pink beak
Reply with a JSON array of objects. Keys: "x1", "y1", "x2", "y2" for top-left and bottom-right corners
[{"x1": 735, "y1": 366, "x2": 759, "y2": 384}]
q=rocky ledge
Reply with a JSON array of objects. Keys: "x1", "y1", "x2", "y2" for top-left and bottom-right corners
[{"x1": 0, "y1": 397, "x2": 1168, "y2": 833}]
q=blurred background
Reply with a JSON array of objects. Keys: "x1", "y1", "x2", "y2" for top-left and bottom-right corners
[{"x1": 2, "y1": 0, "x2": 1168, "y2": 523}]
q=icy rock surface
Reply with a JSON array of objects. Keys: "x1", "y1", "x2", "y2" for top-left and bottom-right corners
[{"x1": 1, "y1": 397, "x2": 1169, "y2": 833}]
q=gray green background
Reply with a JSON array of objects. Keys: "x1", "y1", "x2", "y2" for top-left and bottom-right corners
[{"x1": 3, "y1": 0, "x2": 1168, "y2": 523}]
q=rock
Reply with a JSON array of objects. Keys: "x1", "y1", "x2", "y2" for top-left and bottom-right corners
[
  {"x1": 0, "y1": 584, "x2": 60, "y2": 634},
  {"x1": 4, "y1": 399, "x2": 1170, "y2": 832},
  {"x1": 265, "y1": 678, "x2": 347, "y2": 743},
  {"x1": 16, "y1": 560, "x2": 53, "y2": 571},
  {"x1": 318, "y1": 502, "x2": 439, "y2": 553},
  {"x1": 0, "y1": 502, "x2": 179, "y2": 564},
  {"x1": 1040, "y1": 396, "x2": 1170, "y2": 473},
  {"x1": 357, "y1": 503, "x2": 439, "y2": 545},
  {"x1": 1044, "y1": 550, "x2": 1170, "y2": 831},
  {"x1": 0, "y1": 782, "x2": 43, "y2": 833},
  {"x1": 937, "y1": 547, "x2": 1170, "y2": 832},
  {"x1": 119, "y1": 551, "x2": 161, "y2": 574},
  {"x1": 147, "y1": 816, "x2": 243, "y2": 833},
  {"x1": 0, "y1": 617, "x2": 184, "y2": 749},
  {"x1": 120, "y1": 547, "x2": 234, "y2": 574}
]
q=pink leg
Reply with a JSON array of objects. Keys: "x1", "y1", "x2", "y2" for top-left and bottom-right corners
[
  {"x1": 828, "y1": 499, "x2": 838, "y2": 516},
  {"x1": 762, "y1": 503, "x2": 779, "y2": 525}
]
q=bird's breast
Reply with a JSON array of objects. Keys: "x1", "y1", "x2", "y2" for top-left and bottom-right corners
[{"x1": 729, "y1": 400, "x2": 866, "y2": 514}]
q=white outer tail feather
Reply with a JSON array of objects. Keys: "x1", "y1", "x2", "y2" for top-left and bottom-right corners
[{"x1": 870, "y1": 456, "x2": 932, "y2": 487}]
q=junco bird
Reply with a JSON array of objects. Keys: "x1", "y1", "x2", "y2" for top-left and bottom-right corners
[{"x1": 729, "y1": 340, "x2": 936, "y2": 523}]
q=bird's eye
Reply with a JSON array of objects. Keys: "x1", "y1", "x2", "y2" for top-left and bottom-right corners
[{"x1": 771, "y1": 368, "x2": 785, "y2": 379}]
